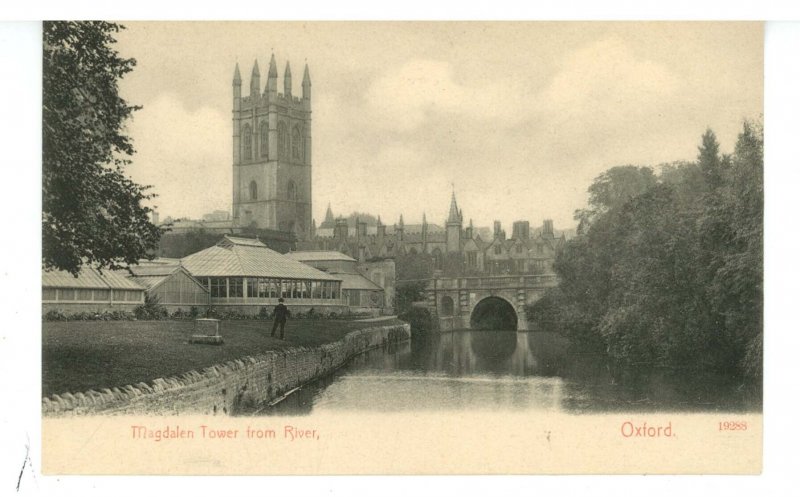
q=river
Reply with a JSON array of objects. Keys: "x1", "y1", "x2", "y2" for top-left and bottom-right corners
[{"x1": 247, "y1": 330, "x2": 761, "y2": 416}]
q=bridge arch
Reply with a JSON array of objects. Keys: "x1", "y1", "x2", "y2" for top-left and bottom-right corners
[{"x1": 469, "y1": 295, "x2": 518, "y2": 331}]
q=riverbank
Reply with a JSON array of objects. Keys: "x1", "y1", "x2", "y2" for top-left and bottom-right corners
[{"x1": 43, "y1": 318, "x2": 408, "y2": 415}]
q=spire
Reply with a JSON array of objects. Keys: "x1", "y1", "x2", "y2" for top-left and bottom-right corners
[
  {"x1": 250, "y1": 59, "x2": 261, "y2": 97},
  {"x1": 423, "y1": 212, "x2": 427, "y2": 225},
  {"x1": 399, "y1": 214, "x2": 404, "y2": 228},
  {"x1": 302, "y1": 63, "x2": 311, "y2": 101},
  {"x1": 324, "y1": 203, "x2": 334, "y2": 223},
  {"x1": 377, "y1": 215, "x2": 383, "y2": 227},
  {"x1": 233, "y1": 62, "x2": 242, "y2": 85},
  {"x1": 447, "y1": 190, "x2": 461, "y2": 225},
  {"x1": 284, "y1": 61, "x2": 292, "y2": 97}
]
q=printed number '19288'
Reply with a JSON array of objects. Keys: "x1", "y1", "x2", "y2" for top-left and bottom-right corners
[{"x1": 719, "y1": 421, "x2": 748, "y2": 431}]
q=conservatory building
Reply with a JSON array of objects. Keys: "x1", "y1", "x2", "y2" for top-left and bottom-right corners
[
  {"x1": 42, "y1": 267, "x2": 145, "y2": 313},
  {"x1": 181, "y1": 236, "x2": 346, "y2": 314},
  {"x1": 285, "y1": 250, "x2": 388, "y2": 316}
]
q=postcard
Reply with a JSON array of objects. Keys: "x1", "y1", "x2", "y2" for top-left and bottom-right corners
[{"x1": 38, "y1": 21, "x2": 763, "y2": 476}]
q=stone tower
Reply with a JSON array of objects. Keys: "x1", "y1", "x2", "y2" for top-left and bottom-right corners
[{"x1": 232, "y1": 55, "x2": 312, "y2": 240}]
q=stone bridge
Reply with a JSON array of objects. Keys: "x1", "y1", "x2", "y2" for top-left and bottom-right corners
[{"x1": 424, "y1": 274, "x2": 559, "y2": 331}]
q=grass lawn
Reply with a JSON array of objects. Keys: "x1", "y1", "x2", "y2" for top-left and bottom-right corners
[{"x1": 42, "y1": 318, "x2": 403, "y2": 397}]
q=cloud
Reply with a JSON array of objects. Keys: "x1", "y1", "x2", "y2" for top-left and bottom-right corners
[
  {"x1": 362, "y1": 58, "x2": 527, "y2": 132},
  {"x1": 530, "y1": 36, "x2": 686, "y2": 173},
  {"x1": 125, "y1": 93, "x2": 230, "y2": 219},
  {"x1": 540, "y1": 36, "x2": 680, "y2": 115}
]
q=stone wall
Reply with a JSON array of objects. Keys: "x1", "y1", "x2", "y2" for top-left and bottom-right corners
[{"x1": 42, "y1": 323, "x2": 410, "y2": 416}]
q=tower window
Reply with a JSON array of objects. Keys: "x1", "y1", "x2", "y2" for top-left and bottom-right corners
[
  {"x1": 242, "y1": 124, "x2": 252, "y2": 160},
  {"x1": 249, "y1": 180, "x2": 258, "y2": 200},
  {"x1": 278, "y1": 121, "x2": 288, "y2": 159},
  {"x1": 287, "y1": 180, "x2": 297, "y2": 201},
  {"x1": 260, "y1": 121, "x2": 268, "y2": 158},
  {"x1": 292, "y1": 125, "x2": 303, "y2": 162}
]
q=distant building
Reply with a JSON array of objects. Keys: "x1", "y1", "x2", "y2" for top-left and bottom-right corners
[
  {"x1": 180, "y1": 235, "x2": 345, "y2": 315},
  {"x1": 300, "y1": 192, "x2": 566, "y2": 276},
  {"x1": 42, "y1": 267, "x2": 145, "y2": 313},
  {"x1": 285, "y1": 251, "x2": 394, "y2": 315},
  {"x1": 202, "y1": 210, "x2": 231, "y2": 222}
]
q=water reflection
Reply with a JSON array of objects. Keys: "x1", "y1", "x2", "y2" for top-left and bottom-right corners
[{"x1": 245, "y1": 330, "x2": 761, "y2": 416}]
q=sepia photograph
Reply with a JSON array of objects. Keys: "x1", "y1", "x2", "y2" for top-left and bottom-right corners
[{"x1": 36, "y1": 20, "x2": 766, "y2": 476}]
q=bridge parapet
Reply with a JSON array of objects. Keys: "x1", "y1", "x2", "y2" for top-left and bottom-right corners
[
  {"x1": 424, "y1": 273, "x2": 559, "y2": 331},
  {"x1": 425, "y1": 274, "x2": 558, "y2": 291}
]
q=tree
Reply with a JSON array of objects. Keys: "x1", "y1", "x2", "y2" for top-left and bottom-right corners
[
  {"x1": 550, "y1": 122, "x2": 762, "y2": 378},
  {"x1": 697, "y1": 128, "x2": 726, "y2": 189},
  {"x1": 395, "y1": 251, "x2": 434, "y2": 281},
  {"x1": 575, "y1": 165, "x2": 656, "y2": 233},
  {"x1": 43, "y1": 21, "x2": 162, "y2": 275}
]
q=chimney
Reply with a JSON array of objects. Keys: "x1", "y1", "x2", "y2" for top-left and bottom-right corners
[
  {"x1": 335, "y1": 217, "x2": 348, "y2": 242},
  {"x1": 356, "y1": 218, "x2": 367, "y2": 243},
  {"x1": 377, "y1": 216, "x2": 385, "y2": 245},
  {"x1": 396, "y1": 215, "x2": 405, "y2": 242},
  {"x1": 543, "y1": 219, "x2": 554, "y2": 238},
  {"x1": 493, "y1": 221, "x2": 505, "y2": 241},
  {"x1": 512, "y1": 221, "x2": 530, "y2": 241}
]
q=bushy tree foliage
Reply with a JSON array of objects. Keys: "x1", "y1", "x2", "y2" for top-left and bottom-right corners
[
  {"x1": 539, "y1": 121, "x2": 763, "y2": 378},
  {"x1": 43, "y1": 21, "x2": 162, "y2": 274}
]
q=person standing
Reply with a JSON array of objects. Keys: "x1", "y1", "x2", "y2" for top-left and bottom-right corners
[{"x1": 271, "y1": 298, "x2": 289, "y2": 339}]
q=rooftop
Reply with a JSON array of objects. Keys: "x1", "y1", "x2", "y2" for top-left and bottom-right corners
[
  {"x1": 284, "y1": 251, "x2": 357, "y2": 263},
  {"x1": 181, "y1": 236, "x2": 340, "y2": 281},
  {"x1": 43, "y1": 267, "x2": 145, "y2": 291}
]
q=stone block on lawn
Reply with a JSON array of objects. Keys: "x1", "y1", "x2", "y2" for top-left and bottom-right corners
[
  {"x1": 190, "y1": 335, "x2": 224, "y2": 345},
  {"x1": 190, "y1": 318, "x2": 223, "y2": 345},
  {"x1": 194, "y1": 318, "x2": 220, "y2": 336}
]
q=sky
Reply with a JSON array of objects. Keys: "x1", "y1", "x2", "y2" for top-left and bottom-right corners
[{"x1": 114, "y1": 22, "x2": 763, "y2": 230}]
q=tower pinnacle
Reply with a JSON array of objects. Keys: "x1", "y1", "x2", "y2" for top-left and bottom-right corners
[
  {"x1": 268, "y1": 53, "x2": 278, "y2": 77},
  {"x1": 284, "y1": 61, "x2": 292, "y2": 97},
  {"x1": 250, "y1": 59, "x2": 261, "y2": 97},
  {"x1": 267, "y1": 53, "x2": 278, "y2": 95},
  {"x1": 302, "y1": 63, "x2": 311, "y2": 101},
  {"x1": 233, "y1": 62, "x2": 241, "y2": 85}
]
